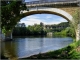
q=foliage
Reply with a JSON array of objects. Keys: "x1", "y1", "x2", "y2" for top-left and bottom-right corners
[
  {"x1": 12, "y1": 22, "x2": 71, "y2": 37},
  {"x1": 1, "y1": 0, "x2": 27, "y2": 34},
  {"x1": 45, "y1": 22, "x2": 69, "y2": 32},
  {"x1": 53, "y1": 27, "x2": 75, "y2": 37},
  {"x1": 12, "y1": 24, "x2": 47, "y2": 36}
]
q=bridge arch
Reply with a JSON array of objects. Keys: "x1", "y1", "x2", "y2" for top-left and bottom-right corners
[
  {"x1": 5, "y1": 7, "x2": 74, "y2": 40},
  {"x1": 15, "y1": 7, "x2": 80, "y2": 41},
  {"x1": 20, "y1": 7, "x2": 73, "y2": 22}
]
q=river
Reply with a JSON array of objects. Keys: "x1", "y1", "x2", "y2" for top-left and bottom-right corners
[{"x1": 1, "y1": 36, "x2": 73, "y2": 59}]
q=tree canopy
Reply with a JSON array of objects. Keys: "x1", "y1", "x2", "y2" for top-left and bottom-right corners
[{"x1": 1, "y1": 0, "x2": 27, "y2": 34}]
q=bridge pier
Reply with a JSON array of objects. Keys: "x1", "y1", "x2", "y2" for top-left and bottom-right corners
[
  {"x1": 0, "y1": 19, "x2": 5, "y2": 41},
  {"x1": 76, "y1": 24, "x2": 80, "y2": 41},
  {"x1": 0, "y1": 27, "x2": 2, "y2": 41},
  {"x1": 5, "y1": 31, "x2": 13, "y2": 41},
  {"x1": 0, "y1": 28, "x2": 12, "y2": 41}
]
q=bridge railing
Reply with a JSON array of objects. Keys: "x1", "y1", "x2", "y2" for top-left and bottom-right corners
[{"x1": 26, "y1": 0, "x2": 78, "y2": 5}]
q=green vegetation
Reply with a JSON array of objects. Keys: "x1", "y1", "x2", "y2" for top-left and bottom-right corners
[
  {"x1": 53, "y1": 27, "x2": 75, "y2": 37},
  {"x1": 1, "y1": 0, "x2": 28, "y2": 35},
  {"x1": 46, "y1": 22, "x2": 75, "y2": 37},
  {"x1": 12, "y1": 22, "x2": 69, "y2": 36},
  {"x1": 25, "y1": 40, "x2": 80, "y2": 59},
  {"x1": 12, "y1": 24, "x2": 47, "y2": 36},
  {"x1": 45, "y1": 22, "x2": 69, "y2": 32}
]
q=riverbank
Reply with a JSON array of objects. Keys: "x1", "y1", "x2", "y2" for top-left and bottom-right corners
[{"x1": 22, "y1": 40, "x2": 80, "y2": 59}]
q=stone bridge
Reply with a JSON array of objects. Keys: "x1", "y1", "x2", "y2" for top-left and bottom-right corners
[{"x1": 0, "y1": 0, "x2": 80, "y2": 41}]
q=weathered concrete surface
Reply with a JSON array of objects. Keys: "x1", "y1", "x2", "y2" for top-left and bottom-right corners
[
  {"x1": 59, "y1": 7, "x2": 79, "y2": 15},
  {"x1": 20, "y1": 7, "x2": 73, "y2": 22},
  {"x1": 76, "y1": 24, "x2": 80, "y2": 41}
]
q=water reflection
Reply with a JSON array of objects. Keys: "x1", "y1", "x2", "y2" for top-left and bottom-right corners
[
  {"x1": 2, "y1": 41, "x2": 18, "y2": 60},
  {"x1": 2, "y1": 37, "x2": 73, "y2": 59}
]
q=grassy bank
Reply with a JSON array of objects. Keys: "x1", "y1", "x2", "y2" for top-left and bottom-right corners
[{"x1": 24, "y1": 40, "x2": 80, "y2": 59}]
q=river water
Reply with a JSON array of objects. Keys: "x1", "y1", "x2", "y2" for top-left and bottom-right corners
[{"x1": 1, "y1": 37, "x2": 73, "y2": 59}]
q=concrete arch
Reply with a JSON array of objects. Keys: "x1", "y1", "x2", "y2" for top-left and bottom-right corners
[{"x1": 20, "y1": 7, "x2": 73, "y2": 22}]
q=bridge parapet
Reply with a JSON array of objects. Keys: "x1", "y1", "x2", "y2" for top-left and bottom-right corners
[
  {"x1": 26, "y1": 0, "x2": 78, "y2": 5},
  {"x1": 26, "y1": 0, "x2": 78, "y2": 7}
]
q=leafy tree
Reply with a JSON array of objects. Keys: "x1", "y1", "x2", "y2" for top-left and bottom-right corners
[
  {"x1": 12, "y1": 24, "x2": 47, "y2": 36},
  {"x1": 1, "y1": 0, "x2": 28, "y2": 35}
]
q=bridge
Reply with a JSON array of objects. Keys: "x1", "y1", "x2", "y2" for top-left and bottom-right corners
[{"x1": 0, "y1": 0, "x2": 80, "y2": 41}]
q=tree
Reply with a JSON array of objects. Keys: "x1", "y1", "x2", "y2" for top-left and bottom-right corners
[{"x1": 1, "y1": 0, "x2": 28, "y2": 34}]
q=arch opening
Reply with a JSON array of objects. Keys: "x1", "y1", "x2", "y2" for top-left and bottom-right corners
[
  {"x1": 13, "y1": 8, "x2": 73, "y2": 38},
  {"x1": 13, "y1": 13, "x2": 72, "y2": 36},
  {"x1": 19, "y1": 13, "x2": 68, "y2": 26}
]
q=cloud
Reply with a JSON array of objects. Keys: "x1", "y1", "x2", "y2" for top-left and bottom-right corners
[
  {"x1": 43, "y1": 17, "x2": 67, "y2": 25},
  {"x1": 57, "y1": 18, "x2": 67, "y2": 22},
  {"x1": 20, "y1": 15, "x2": 43, "y2": 26},
  {"x1": 43, "y1": 21, "x2": 61, "y2": 25}
]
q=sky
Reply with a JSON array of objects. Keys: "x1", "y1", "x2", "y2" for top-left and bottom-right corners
[
  {"x1": 24, "y1": 0, "x2": 68, "y2": 2},
  {"x1": 25, "y1": 0, "x2": 39, "y2": 2},
  {"x1": 19, "y1": 14, "x2": 67, "y2": 26}
]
